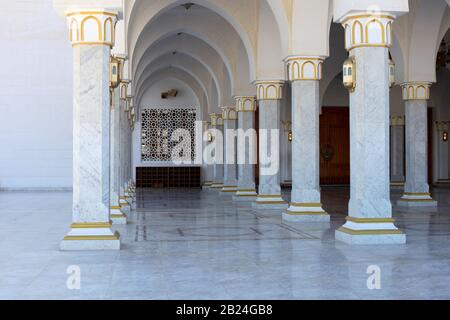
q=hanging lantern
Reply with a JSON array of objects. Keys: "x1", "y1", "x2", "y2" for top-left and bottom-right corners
[
  {"x1": 444, "y1": 131, "x2": 449, "y2": 142},
  {"x1": 288, "y1": 130, "x2": 292, "y2": 142},
  {"x1": 343, "y1": 57, "x2": 356, "y2": 92},
  {"x1": 389, "y1": 59, "x2": 396, "y2": 88}
]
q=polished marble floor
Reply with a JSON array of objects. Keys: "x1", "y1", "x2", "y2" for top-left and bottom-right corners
[{"x1": 1, "y1": 187, "x2": 450, "y2": 300}]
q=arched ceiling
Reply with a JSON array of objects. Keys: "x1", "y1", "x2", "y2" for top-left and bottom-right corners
[
  {"x1": 135, "y1": 53, "x2": 219, "y2": 114},
  {"x1": 136, "y1": 67, "x2": 208, "y2": 120},
  {"x1": 134, "y1": 33, "x2": 232, "y2": 106},
  {"x1": 127, "y1": 0, "x2": 288, "y2": 107}
]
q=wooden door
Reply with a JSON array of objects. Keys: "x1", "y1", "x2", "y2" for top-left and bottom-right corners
[{"x1": 320, "y1": 107, "x2": 350, "y2": 185}]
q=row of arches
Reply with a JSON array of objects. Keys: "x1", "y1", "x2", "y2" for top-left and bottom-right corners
[{"x1": 119, "y1": 0, "x2": 450, "y2": 122}]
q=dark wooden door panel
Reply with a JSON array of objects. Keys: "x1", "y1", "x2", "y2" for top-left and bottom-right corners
[{"x1": 320, "y1": 107, "x2": 350, "y2": 185}]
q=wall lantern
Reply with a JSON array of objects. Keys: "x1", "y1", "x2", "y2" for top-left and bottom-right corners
[
  {"x1": 207, "y1": 132, "x2": 214, "y2": 143},
  {"x1": 109, "y1": 56, "x2": 124, "y2": 89},
  {"x1": 343, "y1": 57, "x2": 356, "y2": 92},
  {"x1": 389, "y1": 59, "x2": 396, "y2": 88},
  {"x1": 288, "y1": 130, "x2": 292, "y2": 142},
  {"x1": 444, "y1": 131, "x2": 449, "y2": 142}
]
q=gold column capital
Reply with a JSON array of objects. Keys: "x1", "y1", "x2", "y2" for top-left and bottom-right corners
[
  {"x1": 234, "y1": 96, "x2": 257, "y2": 113},
  {"x1": 390, "y1": 116, "x2": 405, "y2": 126},
  {"x1": 401, "y1": 82, "x2": 432, "y2": 101},
  {"x1": 436, "y1": 121, "x2": 450, "y2": 132},
  {"x1": 222, "y1": 106, "x2": 238, "y2": 120},
  {"x1": 65, "y1": 9, "x2": 118, "y2": 47},
  {"x1": 340, "y1": 13, "x2": 395, "y2": 51},
  {"x1": 284, "y1": 56, "x2": 325, "y2": 81},
  {"x1": 210, "y1": 113, "x2": 224, "y2": 126},
  {"x1": 254, "y1": 80, "x2": 284, "y2": 100}
]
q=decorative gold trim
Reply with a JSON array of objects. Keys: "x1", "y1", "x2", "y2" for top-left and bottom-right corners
[
  {"x1": 256, "y1": 201, "x2": 287, "y2": 205},
  {"x1": 254, "y1": 80, "x2": 284, "y2": 100},
  {"x1": 235, "y1": 96, "x2": 257, "y2": 112},
  {"x1": 338, "y1": 227, "x2": 403, "y2": 236},
  {"x1": 237, "y1": 189, "x2": 257, "y2": 192},
  {"x1": 70, "y1": 222, "x2": 112, "y2": 229},
  {"x1": 285, "y1": 56, "x2": 325, "y2": 81},
  {"x1": 63, "y1": 232, "x2": 120, "y2": 241},
  {"x1": 222, "y1": 106, "x2": 238, "y2": 120},
  {"x1": 346, "y1": 217, "x2": 396, "y2": 224},
  {"x1": 401, "y1": 82, "x2": 431, "y2": 101},
  {"x1": 286, "y1": 211, "x2": 327, "y2": 215},
  {"x1": 404, "y1": 192, "x2": 431, "y2": 196},
  {"x1": 258, "y1": 195, "x2": 283, "y2": 199},
  {"x1": 290, "y1": 203, "x2": 323, "y2": 208},
  {"x1": 110, "y1": 206, "x2": 121, "y2": 210}
]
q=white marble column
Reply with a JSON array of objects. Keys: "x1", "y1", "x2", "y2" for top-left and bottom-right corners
[
  {"x1": 233, "y1": 96, "x2": 258, "y2": 202},
  {"x1": 61, "y1": 10, "x2": 120, "y2": 251},
  {"x1": 390, "y1": 116, "x2": 405, "y2": 187},
  {"x1": 437, "y1": 121, "x2": 450, "y2": 183},
  {"x1": 253, "y1": 81, "x2": 287, "y2": 209},
  {"x1": 110, "y1": 64, "x2": 128, "y2": 225},
  {"x1": 210, "y1": 113, "x2": 224, "y2": 190},
  {"x1": 119, "y1": 97, "x2": 133, "y2": 212},
  {"x1": 281, "y1": 121, "x2": 292, "y2": 186},
  {"x1": 282, "y1": 57, "x2": 329, "y2": 222},
  {"x1": 202, "y1": 121, "x2": 214, "y2": 189},
  {"x1": 222, "y1": 107, "x2": 239, "y2": 193},
  {"x1": 335, "y1": 14, "x2": 405, "y2": 244},
  {"x1": 398, "y1": 83, "x2": 437, "y2": 207}
]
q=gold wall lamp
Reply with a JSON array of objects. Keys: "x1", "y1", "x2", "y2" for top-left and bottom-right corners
[
  {"x1": 343, "y1": 56, "x2": 356, "y2": 92},
  {"x1": 444, "y1": 131, "x2": 449, "y2": 142},
  {"x1": 389, "y1": 59, "x2": 396, "y2": 88}
]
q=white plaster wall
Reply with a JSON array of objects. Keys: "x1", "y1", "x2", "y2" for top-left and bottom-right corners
[
  {"x1": 0, "y1": 0, "x2": 73, "y2": 190},
  {"x1": 133, "y1": 78, "x2": 201, "y2": 169}
]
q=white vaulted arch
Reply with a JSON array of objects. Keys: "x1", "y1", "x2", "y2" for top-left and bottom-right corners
[
  {"x1": 128, "y1": 0, "x2": 257, "y2": 90},
  {"x1": 134, "y1": 33, "x2": 232, "y2": 106}
]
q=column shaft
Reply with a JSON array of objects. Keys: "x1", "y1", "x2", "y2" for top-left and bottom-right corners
[
  {"x1": 336, "y1": 13, "x2": 405, "y2": 244},
  {"x1": 283, "y1": 57, "x2": 329, "y2": 222},
  {"x1": 61, "y1": 10, "x2": 120, "y2": 250},
  {"x1": 398, "y1": 84, "x2": 437, "y2": 206},
  {"x1": 390, "y1": 118, "x2": 405, "y2": 186},
  {"x1": 253, "y1": 96, "x2": 287, "y2": 209},
  {"x1": 222, "y1": 108, "x2": 238, "y2": 193},
  {"x1": 233, "y1": 96, "x2": 257, "y2": 202}
]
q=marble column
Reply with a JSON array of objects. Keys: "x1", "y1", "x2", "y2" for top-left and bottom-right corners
[
  {"x1": 390, "y1": 116, "x2": 405, "y2": 187},
  {"x1": 61, "y1": 10, "x2": 120, "y2": 251},
  {"x1": 436, "y1": 121, "x2": 450, "y2": 183},
  {"x1": 253, "y1": 81, "x2": 287, "y2": 209},
  {"x1": 335, "y1": 14, "x2": 405, "y2": 244},
  {"x1": 398, "y1": 83, "x2": 437, "y2": 207},
  {"x1": 282, "y1": 57, "x2": 329, "y2": 222},
  {"x1": 210, "y1": 113, "x2": 224, "y2": 190},
  {"x1": 110, "y1": 65, "x2": 128, "y2": 225},
  {"x1": 202, "y1": 121, "x2": 214, "y2": 189},
  {"x1": 281, "y1": 121, "x2": 292, "y2": 186},
  {"x1": 222, "y1": 107, "x2": 239, "y2": 193},
  {"x1": 233, "y1": 96, "x2": 258, "y2": 202},
  {"x1": 119, "y1": 97, "x2": 133, "y2": 212}
]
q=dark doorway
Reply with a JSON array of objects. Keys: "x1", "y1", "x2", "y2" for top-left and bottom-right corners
[{"x1": 320, "y1": 107, "x2": 350, "y2": 185}]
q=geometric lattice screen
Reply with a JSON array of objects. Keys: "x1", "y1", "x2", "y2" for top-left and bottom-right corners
[{"x1": 141, "y1": 108, "x2": 197, "y2": 162}]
